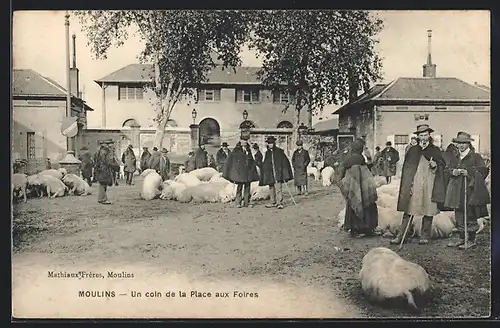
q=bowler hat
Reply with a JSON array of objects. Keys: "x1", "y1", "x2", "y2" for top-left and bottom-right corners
[
  {"x1": 414, "y1": 124, "x2": 434, "y2": 134},
  {"x1": 452, "y1": 131, "x2": 474, "y2": 143},
  {"x1": 153, "y1": 147, "x2": 158, "y2": 151},
  {"x1": 296, "y1": 140, "x2": 303, "y2": 146},
  {"x1": 385, "y1": 141, "x2": 392, "y2": 146},
  {"x1": 265, "y1": 136, "x2": 276, "y2": 144},
  {"x1": 143, "y1": 146, "x2": 148, "y2": 149},
  {"x1": 161, "y1": 148, "x2": 169, "y2": 153},
  {"x1": 252, "y1": 143, "x2": 259, "y2": 150},
  {"x1": 222, "y1": 142, "x2": 229, "y2": 147}
]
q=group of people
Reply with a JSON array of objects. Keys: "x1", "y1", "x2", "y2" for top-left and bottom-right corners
[{"x1": 337, "y1": 124, "x2": 490, "y2": 250}]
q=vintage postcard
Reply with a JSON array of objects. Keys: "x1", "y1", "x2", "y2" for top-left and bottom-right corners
[{"x1": 11, "y1": 9, "x2": 491, "y2": 319}]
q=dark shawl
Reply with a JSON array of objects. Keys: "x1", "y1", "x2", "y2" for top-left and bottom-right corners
[
  {"x1": 78, "y1": 150, "x2": 94, "y2": 178},
  {"x1": 397, "y1": 143, "x2": 447, "y2": 212},
  {"x1": 140, "y1": 150, "x2": 151, "y2": 171},
  {"x1": 223, "y1": 145, "x2": 259, "y2": 184},
  {"x1": 216, "y1": 148, "x2": 231, "y2": 172},
  {"x1": 194, "y1": 147, "x2": 208, "y2": 169},
  {"x1": 259, "y1": 146, "x2": 293, "y2": 186}
]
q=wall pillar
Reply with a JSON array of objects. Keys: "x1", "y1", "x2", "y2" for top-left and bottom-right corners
[{"x1": 190, "y1": 124, "x2": 199, "y2": 150}]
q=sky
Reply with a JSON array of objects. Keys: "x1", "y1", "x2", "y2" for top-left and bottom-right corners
[{"x1": 12, "y1": 10, "x2": 490, "y2": 128}]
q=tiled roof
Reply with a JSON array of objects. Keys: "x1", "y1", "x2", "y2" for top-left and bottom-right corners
[
  {"x1": 95, "y1": 64, "x2": 262, "y2": 85},
  {"x1": 333, "y1": 77, "x2": 490, "y2": 114},
  {"x1": 12, "y1": 69, "x2": 94, "y2": 111},
  {"x1": 312, "y1": 117, "x2": 339, "y2": 132}
]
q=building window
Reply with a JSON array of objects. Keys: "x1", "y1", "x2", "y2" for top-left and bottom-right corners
[
  {"x1": 394, "y1": 135, "x2": 409, "y2": 145},
  {"x1": 414, "y1": 113, "x2": 429, "y2": 121},
  {"x1": 235, "y1": 89, "x2": 259, "y2": 103},
  {"x1": 272, "y1": 90, "x2": 290, "y2": 103},
  {"x1": 197, "y1": 88, "x2": 221, "y2": 102},
  {"x1": 27, "y1": 132, "x2": 36, "y2": 159},
  {"x1": 118, "y1": 84, "x2": 144, "y2": 100}
]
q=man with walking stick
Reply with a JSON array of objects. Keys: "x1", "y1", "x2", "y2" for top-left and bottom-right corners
[
  {"x1": 260, "y1": 136, "x2": 294, "y2": 209},
  {"x1": 444, "y1": 132, "x2": 490, "y2": 250},
  {"x1": 390, "y1": 124, "x2": 447, "y2": 246}
]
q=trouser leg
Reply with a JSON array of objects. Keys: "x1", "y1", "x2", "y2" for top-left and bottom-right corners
[
  {"x1": 98, "y1": 184, "x2": 107, "y2": 202},
  {"x1": 243, "y1": 182, "x2": 251, "y2": 207},
  {"x1": 268, "y1": 184, "x2": 276, "y2": 205},
  {"x1": 419, "y1": 215, "x2": 433, "y2": 244},
  {"x1": 390, "y1": 213, "x2": 412, "y2": 244},
  {"x1": 275, "y1": 182, "x2": 283, "y2": 205},
  {"x1": 235, "y1": 183, "x2": 243, "y2": 206}
]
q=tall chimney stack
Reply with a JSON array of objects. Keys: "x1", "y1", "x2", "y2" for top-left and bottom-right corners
[
  {"x1": 422, "y1": 29, "x2": 437, "y2": 78},
  {"x1": 69, "y1": 33, "x2": 80, "y2": 98}
]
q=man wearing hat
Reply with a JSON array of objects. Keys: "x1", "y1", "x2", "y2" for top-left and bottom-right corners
[
  {"x1": 252, "y1": 143, "x2": 263, "y2": 177},
  {"x1": 444, "y1": 132, "x2": 490, "y2": 250},
  {"x1": 292, "y1": 139, "x2": 311, "y2": 196},
  {"x1": 140, "y1": 146, "x2": 152, "y2": 173},
  {"x1": 149, "y1": 147, "x2": 171, "y2": 180},
  {"x1": 390, "y1": 124, "x2": 447, "y2": 246},
  {"x1": 260, "y1": 136, "x2": 293, "y2": 209},
  {"x1": 78, "y1": 146, "x2": 94, "y2": 186},
  {"x1": 121, "y1": 144, "x2": 137, "y2": 185},
  {"x1": 93, "y1": 141, "x2": 120, "y2": 205},
  {"x1": 216, "y1": 142, "x2": 231, "y2": 173},
  {"x1": 405, "y1": 136, "x2": 418, "y2": 155},
  {"x1": 194, "y1": 139, "x2": 209, "y2": 169},
  {"x1": 379, "y1": 140, "x2": 400, "y2": 184}
]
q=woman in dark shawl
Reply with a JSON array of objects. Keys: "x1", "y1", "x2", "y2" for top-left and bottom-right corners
[{"x1": 337, "y1": 139, "x2": 379, "y2": 237}]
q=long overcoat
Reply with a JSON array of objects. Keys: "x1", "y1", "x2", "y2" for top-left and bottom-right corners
[
  {"x1": 380, "y1": 146, "x2": 400, "y2": 177},
  {"x1": 148, "y1": 151, "x2": 162, "y2": 171},
  {"x1": 140, "y1": 150, "x2": 151, "y2": 171},
  {"x1": 216, "y1": 148, "x2": 231, "y2": 172},
  {"x1": 396, "y1": 144, "x2": 447, "y2": 212},
  {"x1": 223, "y1": 145, "x2": 259, "y2": 184},
  {"x1": 194, "y1": 147, "x2": 208, "y2": 169},
  {"x1": 121, "y1": 148, "x2": 137, "y2": 173},
  {"x1": 292, "y1": 148, "x2": 311, "y2": 186},
  {"x1": 444, "y1": 149, "x2": 490, "y2": 212},
  {"x1": 94, "y1": 146, "x2": 120, "y2": 186},
  {"x1": 78, "y1": 150, "x2": 94, "y2": 179},
  {"x1": 259, "y1": 146, "x2": 293, "y2": 186}
]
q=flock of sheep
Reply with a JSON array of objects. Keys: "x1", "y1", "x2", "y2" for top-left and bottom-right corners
[{"x1": 12, "y1": 168, "x2": 91, "y2": 202}]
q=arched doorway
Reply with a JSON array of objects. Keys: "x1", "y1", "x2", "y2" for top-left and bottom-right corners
[
  {"x1": 198, "y1": 118, "x2": 221, "y2": 146},
  {"x1": 122, "y1": 118, "x2": 140, "y2": 128},
  {"x1": 277, "y1": 121, "x2": 293, "y2": 129}
]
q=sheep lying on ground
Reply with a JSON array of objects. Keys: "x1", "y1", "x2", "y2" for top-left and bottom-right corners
[
  {"x1": 177, "y1": 182, "x2": 227, "y2": 203},
  {"x1": 140, "y1": 169, "x2": 157, "y2": 178},
  {"x1": 359, "y1": 247, "x2": 431, "y2": 311},
  {"x1": 411, "y1": 212, "x2": 455, "y2": 239},
  {"x1": 220, "y1": 183, "x2": 237, "y2": 203},
  {"x1": 209, "y1": 173, "x2": 231, "y2": 186},
  {"x1": 159, "y1": 180, "x2": 187, "y2": 200},
  {"x1": 58, "y1": 167, "x2": 68, "y2": 177},
  {"x1": 377, "y1": 207, "x2": 402, "y2": 236},
  {"x1": 12, "y1": 173, "x2": 29, "y2": 203},
  {"x1": 141, "y1": 171, "x2": 162, "y2": 200},
  {"x1": 175, "y1": 173, "x2": 202, "y2": 187},
  {"x1": 251, "y1": 185, "x2": 271, "y2": 201},
  {"x1": 37, "y1": 174, "x2": 67, "y2": 198},
  {"x1": 321, "y1": 166, "x2": 335, "y2": 187},
  {"x1": 39, "y1": 169, "x2": 64, "y2": 180},
  {"x1": 189, "y1": 167, "x2": 219, "y2": 181},
  {"x1": 62, "y1": 173, "x2": 91, "y2": 196},
  {"x1": 26, "y1": 174, "x2": 45, "y2": 198}
]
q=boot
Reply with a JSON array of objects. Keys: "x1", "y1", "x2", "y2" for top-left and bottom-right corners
[
  {"x1": 447, "y1": 231, "x2": 465, "y2": 247},
  {"x1": 419, "y1": 216, "x2": 433, "y2": 245},
  {"x1": 459, "y1": 231, "x2": 477, "y2": 249},
  {"x1": 390, "y1": 214, "x2": 411, "y2": 244}
]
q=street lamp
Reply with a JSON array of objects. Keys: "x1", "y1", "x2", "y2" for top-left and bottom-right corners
[
  {"x1": 241, "y1": 110, "x2": 251, "y2": 141},
  {"x1": 242, "y1": 110, "x2": 249, "y2": 121},
  {"x1": 191, "y1": 108, "x2": 197, "y2": 124}
]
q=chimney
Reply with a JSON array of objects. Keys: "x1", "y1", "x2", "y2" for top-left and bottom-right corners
[
  {"x1": 422, "y1": 29, "x2": 437, "y2": 78},
  {"x1": 69, "y1": 33, "x2": 81, "y2": 98}
]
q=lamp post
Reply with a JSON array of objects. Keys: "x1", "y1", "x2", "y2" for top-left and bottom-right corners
[
  {"x1": 298, "y1": 123, "x2": 308, "y2": 140},
  {"x1": 189, "y1": 108, "x2": 199, "y2": 150},
  {"x1": 240, "y1": 110, "x2": 251, "y2": 141}
]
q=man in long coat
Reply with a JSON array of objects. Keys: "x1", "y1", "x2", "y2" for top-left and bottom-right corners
[
  {"x1": 252, "y1": 143, "x2": 263, "y2": 178},
  {"x1": 121, "y1": 144, "x2": 137, "y2": 185},
  {"x1": 260, "y1": 136, "x2": 293, "y2": 209},
  {"x1": 291, "y1": 140, "x2": 311, "y2": 196},
  {"x1": 94, "y1": 141, "x2": 120, "y2": 205},
  {"x1": 216, "y1": 142, "x2": 231, "y2": 172},
  {"x1": 78, "y1": 146, "x2": 94, "y2": 186},
  {"x1": 194, "y1": 141, "x2": 209, "y2": 169},
  {"x1": 184, "y1": 151, "x2": 196, "y2": 173},
  {"x1": 390, "y1": 124, "x2": 447, "y2": 245},
  {"x1": 380, "y1": 141, "x2": 400, "y2": 184},
  {"x1": 223, "y1": 140, "x2": 259, "y2": 208},
  {"x1": 444, "y1": 132, "x2": 490, "y2": 250},
  {"x1": 149, "y1": 147, "x2": 168, "y2": 177},
  {"x1": 140, "y1": 147, "x2": 151, "y2": 172},
  {"x1": 158, "y1": 148, "x2": 171, "y2": 181},
  {"x1": 371, "y1": 146, "x2": 382, "y2": 176}
]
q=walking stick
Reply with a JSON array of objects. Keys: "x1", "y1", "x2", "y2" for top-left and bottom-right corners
[
  {"x1": 464, "y1": 174, "x2": 468, "y2": 250},
  {"x1": 398, "y1": 215, "x2": 414, "y2": 251},
  {"x1": 284, "y1": 180, "x2": 298, "y2": 206}
]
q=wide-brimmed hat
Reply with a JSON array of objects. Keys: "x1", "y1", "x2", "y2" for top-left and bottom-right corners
[
  {"x1": 161, "y1": 148, "x2": 169, "y2": 153},
  {"x1": 385, "y1": 141, "x2": 392, "y2": 146},
  {"x1": 414, "y1": 124, "x2": 434, "y2": 134},
  {"x1": 252, "y1": 143, "x2": 259, "y2": 150},
  {"x1": 265, "y1": 136, "x2": 276, "y2": 144},
  {"x1": 143, "y1": 146, "x2": 149, "y2": 149},
  {"x1": 452, "y1": 132, "x2": 474, "y2": 143},
  {"x1": 221, "y1": 142, "x2": 229, "y2": 147},
  {"x1": 152, "y1": 147, "x2": 158, "y2": 151},
  {"x1": 296, "y1": 140, "x2": 303, "y2": 146}
]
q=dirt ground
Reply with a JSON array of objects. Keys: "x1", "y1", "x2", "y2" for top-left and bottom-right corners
[{"x1": 12, "y1": 177, "x2": 491, "y2": 318}]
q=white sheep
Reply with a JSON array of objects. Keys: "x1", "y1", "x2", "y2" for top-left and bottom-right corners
[
  {"x1": 209, "y1": 173, "x2": 231, "y2": 186},
  {"x1": 377, "y1": 207, "x2": 402, "y2": 236},
  {"x1": 26, "y1": 174, "x2": 44, "y2": 198},
  {"x1": 141, "y1": 171, "x2": 162, "y2": 200},
  {"x1": 140, "y1": 169, "x2": 157, "y2": 178},
  {"x1": 191, "y1": 182, "x2": 227, "y2": 203},
  {"x1": 57, "y1": 167, "x2": 68, "y2": 177},
  {"x1": 374, "y1": 176, "x2": 387, "y2": 188},
  {"x1": 39, "y1": 169, "x2": 63, "y2": 180},
  {"x1": 188, "y1": 167, "x2": 219, "y2": 181},
  {"x1": 376, "y1": 192, "x2": 397, "y2": 209},
  {"x1": 321, "y1": 166, "x2": 335, "y2": 187},
  {"x1": 307, "y1": 166, "x2": 320, "y2": 181},
  {"x1": 37, "y1": 174, "x2": 67, "y2": 198},
  {"x1": 178, "y1": 165, "x2": 186, "y2": 175},
  {"x1": 313, "y1": 160, "x2": 325, "y2": 171},
  {"x1": 62, "y1": 173, "x2": 91, "y2": 196},
  {"x1": 359, "y1": 247, "x2": 431, "y2": 311},
  {"x1": 251, "y1": 185, "x2": 271, "y2": 201},
  {"x1": 336, "y1": 207, "x2": 346, "y2": 229},
  {"x1": 12, "y1": 173, "x2": 29, "y2": 202},
  {"x1": 175, "y1": 173, "x2": 202, "y2": 187},
  {"x1": 376, "y1": 184, "x2": 400, "y2": 198},
  {"x1": 219, "y1": 183, "x2": 237, "y2": 203},
  {"x1": 411, "y1": 212, "x2": 455, "y2": 239},
  {"x1": 160, "y1": 180, "x2": 187, "y2": 200}
]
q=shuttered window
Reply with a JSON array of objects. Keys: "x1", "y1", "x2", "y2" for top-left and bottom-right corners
[
  {"x1": 197, "y1": 88, "x2": 221, "y2": 102},
  {"x1": 27, "y1": 132, "x2": 36, "y2": 159},
  {"x1": 272, "y1": 90, "x2": 289, "y2": 103},
  {"x1": 118, "y1": 84, "x2": 144, "y2": 100},
  {"x1": 235, "y1": 89, "x2": 259, "y2": 103}
]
